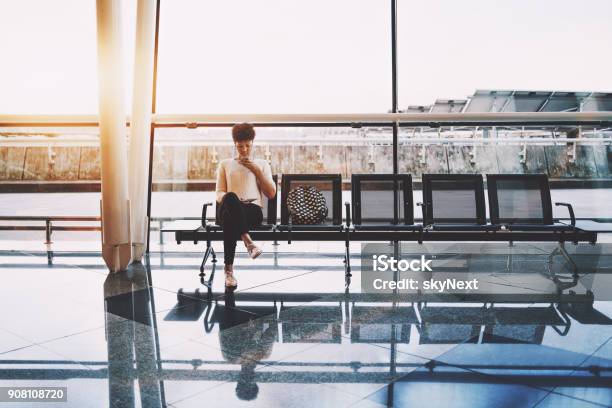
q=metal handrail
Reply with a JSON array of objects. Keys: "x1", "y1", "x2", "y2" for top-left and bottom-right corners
[
  {"x1": 0, "y1": 215, "x2": 610, "y2": 246},
  {"x1": 2, "y1": 111, "x2": 612, "y2": 127},
  {"x1": 0, "y1": 215, "x2": 200, "y2": 245},
  {"x1": 2, "y1": 135, "x2": 611, "y2": 148},
  {"x1": 152, "y1": 112, "x2": 612, "y2": 127},
  {"x1": 0, "y1": 216, "x2": 100, "y2": 221}
]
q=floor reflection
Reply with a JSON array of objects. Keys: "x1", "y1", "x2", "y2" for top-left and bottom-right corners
[
  {"x1": 215, "y1": 293, "x2": 277, "y2": 401},
  {"x1": 1, "y1": 244, "x2": 611, "y2": 407},
  {"x1": 104, "y1": 263, "x2": 163, "y2": 408},
  {"x1": 154, "y1": 268, "x2": 612, "y2": 406}
]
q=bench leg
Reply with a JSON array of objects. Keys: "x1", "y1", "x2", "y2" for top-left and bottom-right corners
[
  {"x1": 506, "y1": 240, "x2": 517, "y2": 272},
  {"x1": 199, "y1": 244, "x2": 217, "y2": 288},
  {"x1": 273, "y1": 245, "x2": 278, "y2": 267},
  {"x1": 547, "y1": 242, "x2": 578, "y2": 276},
  {"x1": 344, "y1": 239, "x2": 352, "y2": 288},
  {"x1": 557, "y1": 242, "x2": 578, "y2": 276},
  {"x1": 545, "y1": 242, "x2": 580, "y2": 294},
  {"x1": 506, "y1": 246, "x2": 513, "y2": 272},
  {"x1": 393, "y1": 241, "x2": 400, "y2": 286},
  {"x1": 210, "y1": 245, "x2": 217, "y2": 263},
  {"x1": 200, "y1": 243, "x2": 216, "y2": 271},
  {"x1": 200, "y1": 245, "x2": 211, "y2": 274},
  {"x1": 201, "y1": 260, "x2": 216, "y2": 290}
]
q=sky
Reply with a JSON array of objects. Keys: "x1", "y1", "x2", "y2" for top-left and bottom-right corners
[{"x1": 0, "y1": 0, "x2": 610, "y2": 114}]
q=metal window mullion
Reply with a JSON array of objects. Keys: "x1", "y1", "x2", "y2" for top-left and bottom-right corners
[{"x1": 145, "y1": 0, "x2": 161, "y2": 254}]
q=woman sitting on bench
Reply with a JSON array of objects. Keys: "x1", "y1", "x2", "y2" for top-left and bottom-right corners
[{"x1": 215, "y1": 123, "x2": 277, "y2": 288}]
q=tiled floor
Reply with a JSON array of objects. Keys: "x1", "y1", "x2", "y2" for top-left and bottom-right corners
[{"x1": 0, "y1": 242, "x2": 611, "y2": 407}]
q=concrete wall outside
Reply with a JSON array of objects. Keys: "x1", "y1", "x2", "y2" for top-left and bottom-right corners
[{"x1": 0, "y1": 144, "x2": 610, "y2": 184}]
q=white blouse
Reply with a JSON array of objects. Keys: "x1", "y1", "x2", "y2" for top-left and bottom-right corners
[{"x1": 215, "y1": 158, "x2": 274, "y2": 208}]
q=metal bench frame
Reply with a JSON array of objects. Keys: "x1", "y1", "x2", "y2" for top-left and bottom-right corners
[{"x1": 174, "y1": 173, "x2": 598, "y2": 289}]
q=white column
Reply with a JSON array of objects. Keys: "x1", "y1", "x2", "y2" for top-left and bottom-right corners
[
  {"x1": 96, "y1": 0, "x2": 131, "y2": 272},
  {"x1": 128, "y1": 0, "x2": 157, "y2": 262}
]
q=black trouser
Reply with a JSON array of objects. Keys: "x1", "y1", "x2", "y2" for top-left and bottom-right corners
[{"x1": 217, "y1": 192, "x2": 263, "y2": 265}]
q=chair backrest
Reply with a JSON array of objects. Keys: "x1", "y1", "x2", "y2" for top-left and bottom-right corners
[
  {"x1": 421, "y1": 174, "x2": 486, "y2": 225},
  {"x1": 487, "y1": 174, "x2": 553, "y2": 225},
  {"x1": 216, "y1": 174, "x2": 278, "y2": 225},
  {"x1": 351, "y1": 174, "x2": 414, "y2": 225},
  {"x1": 261, "y1": 174, "x2": 278, "y2": 225},
  {"x1": 280, "y1": 174, "x2": 342, "y2": 225}
]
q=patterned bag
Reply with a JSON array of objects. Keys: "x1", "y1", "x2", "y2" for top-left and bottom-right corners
[{"x1": 286, "y1": 186, "x2": 329, "y2": 225}]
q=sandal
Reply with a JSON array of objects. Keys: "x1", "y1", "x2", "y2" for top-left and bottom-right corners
[
  {"x1": 246, "y1": 243, "x2": 262, "y2": 259},
  {"x1": 225, "y1": 270, "x2": 237, "y2": 288}
]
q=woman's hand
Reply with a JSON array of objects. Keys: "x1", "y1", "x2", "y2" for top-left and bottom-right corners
[
  {"x1": 238, "y1": 157, "x2": 262, "y2": 177},
  {"x1": 238, "y1": 157, "x2": 276, "y2": 199}
]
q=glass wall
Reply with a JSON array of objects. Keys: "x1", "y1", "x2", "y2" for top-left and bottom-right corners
[
  {"x1": 0, "y1": 0, "x2": 136, "y2": 114},
  {"x1": 0, "y1": 126, "x2": 102, "y2": 244},
  {"x1": 396, "y1": 124, "x2": 612, "y2": 221},
  {"x1": 0, "y1": 0, "x2": 136, "y2": 246},
  {"x1": 151, "y1": 125, "x2": 393, "y2": 247},
  {"x1": 396, "y1": 0, "x2": 612, "y2": 108},
  {"x1": 395, "y1": 0, "x2": 612, "y2": 225},
  {"x1": 156, "y1": 0, "x2": 391, "y2": 113},
  {"x1": 1, "y1": 0, "x2": 611, "y2": 248}
]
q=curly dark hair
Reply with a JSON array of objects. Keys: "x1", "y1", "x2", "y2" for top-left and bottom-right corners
[{"x1": 232, "y1": 123, "x2": 256, "y2": 142}]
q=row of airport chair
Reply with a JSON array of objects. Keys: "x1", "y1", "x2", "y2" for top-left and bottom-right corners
[
  {"x1": 173, "y1": 173, "x2": 597, "y2": 287},
  {"x1": 197, "y1": 173, "x2": 589, "y2": 235}
]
